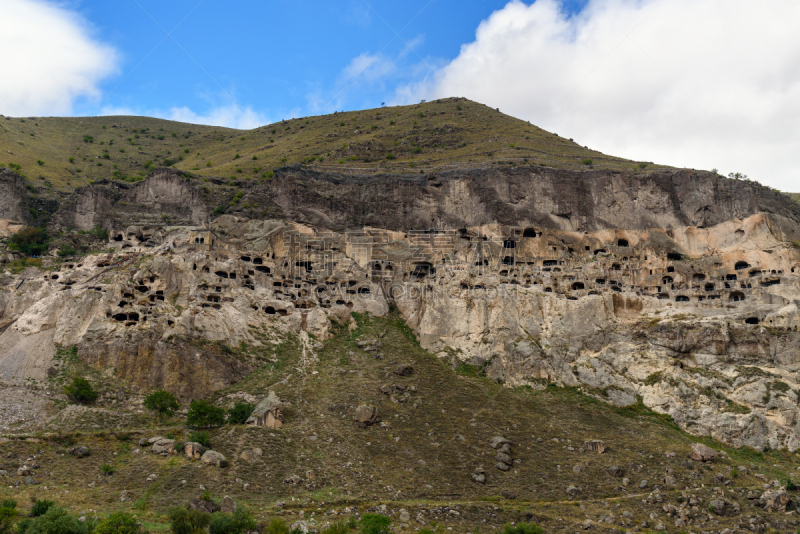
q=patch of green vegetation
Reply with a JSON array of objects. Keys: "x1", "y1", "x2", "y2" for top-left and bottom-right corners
[
  {"x1": 644, "y1": 371, "x2": 664, "y2": 386},
  {"x1": 186, "y1": 399, "x2": 226, "y2": 428}
]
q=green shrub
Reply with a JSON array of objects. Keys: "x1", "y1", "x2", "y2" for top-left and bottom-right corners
[
  {"x1": 188, "y1": 430, "x2": 211, "y2": 448},
  {"x1": 90, "y1": 226, "x2": 109, "y2": 241},
  {"x1": 386, "y1": 153, "x2": 396, "y2": 160},
  {"x1": 57, "y1": 245, "x2": 77, "y2": 258},
  {"x1": 187, "y1": 399, "x2": 226, "y2": 428},
  {"x1": 581, "y1": 159, "x2": 593, "y2": 165},
  {"x1": 212, "y1": 205, "x2": 227, "y2": 216},
  {"x1": 263, "y1": 518, "x2": 290, "y2": 534},
  {"x1": 502, "y1": 523, "x2": 544, "y2": 534},
  {"x1": 30, "y1": 500, "x2": 55, "y2": 517},
  {"x1": 18, "y1": 507, "x2": 91, "y2": 534},
  {"x1": 37, "y1": 160, "x2": 44, "y2": 166},
  {"x1": 83, "y1": 135, "x2": 93, "y2": 143},
  {"x1": 144, "y1": 390, "x2": 179, "y2": 417},
  {"x1": 322, "y1": 520, "x2": 355, "y2": 534},
  {"x1": 168, "y1": 507, "x2": 210, "y2": 534},
  {"x1": 227, "y1": 402, "x2": 254, "y2": 425},
  {"x1": 358, "y1": 514, "x2": 391, "y2": 534},
  {"x1": 63, "y1": 377, "x2": 98, "y2": 404},
  {"x1": 209, "y1": 508, "x2": 256, "y2": 534},
  {"x1": 100, "y1": 464, "x2": 114, "y2": 476},
  {"x1": 94, "y1": 512, "x2": 145, "y2": 534},
  {"x1": 0, "y1": 500, "x2": 17, "y2": 534},
  {"x1": 9, "y1": 227, "x2": 49, "y2": 256}
]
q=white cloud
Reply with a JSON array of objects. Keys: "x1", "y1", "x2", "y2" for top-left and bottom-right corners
[
  {"x1": 405, "y1": 0, "x2": 800, "y2": 191},
  {"x1": 101, "y1": 103, "x2": 276, "y2": 130},
  {"x1": 0, "y1": 0, "x2": 118, "y2": 116}
]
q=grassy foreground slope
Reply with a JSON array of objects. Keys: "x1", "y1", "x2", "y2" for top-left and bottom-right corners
[
  {"x1": 0, "y1": 98, "x2": 664, "y2": 191},
  {"x1": 1, "y1": 312, "x2": 797, "y2": 533}
]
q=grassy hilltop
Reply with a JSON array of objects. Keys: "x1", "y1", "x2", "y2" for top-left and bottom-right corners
[{"x1": 0, "y1": 98, "x2": 663, "y2": 192}]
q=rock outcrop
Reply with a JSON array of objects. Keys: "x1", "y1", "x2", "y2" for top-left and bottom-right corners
[{"x1": 1, "y1": 166, "x2": 800, "y2": 450}]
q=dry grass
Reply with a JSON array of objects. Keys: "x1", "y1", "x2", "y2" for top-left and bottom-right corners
[
  {"x1": 1, "y1": 311, "x2": 795, "y2": 532},
  {"x1": 0, "y1": 98, "x2": 670, "y2": 192}
]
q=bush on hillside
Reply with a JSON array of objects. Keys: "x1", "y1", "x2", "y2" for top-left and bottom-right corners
[
  {"x1": 144, "y1": 390, "x2": 179, "y2": 417},
  {"x1": 186, "y1": 400, "x2": 226, "y2": 428},
  {"x1": 63, "y1": 377, "x2": 98, "y2": 404},
  {"x1": 358, "y1": 514, "x2": 391, "y2": 534},
  {"x1": 8, "y1": 227, "x2": 49, "y2": 256},
  {"x1": 226, "y1": 402, "x2": 254, "y2": 425},
  {"x1": 168, "y1": 507, "x2": 210, "y2": 534},
  {"x1": 209, "y1": 508, "x2": 256, "y2": 534},
  {"x1": 94, "y1": 512, "x2": 145, "y2": 534}
]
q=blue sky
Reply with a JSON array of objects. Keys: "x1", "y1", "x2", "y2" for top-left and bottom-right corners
[
  {"x1": 71, "y1": 0, "x2": 585, "y2": 123},
  {"x1": 3, "y1": 0, "x2": 800, "y2": 191}
]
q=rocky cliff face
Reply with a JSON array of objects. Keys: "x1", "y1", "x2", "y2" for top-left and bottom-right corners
[{"x1": 1, "y1": 167, "x2": 800, "y2": 450}]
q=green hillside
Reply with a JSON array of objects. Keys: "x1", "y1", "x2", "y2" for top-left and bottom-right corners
[{"x1": 0, "y1": 98, "x2": 666, "y2": 191}]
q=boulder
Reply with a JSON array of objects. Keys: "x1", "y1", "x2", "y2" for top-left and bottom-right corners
[
  {"x1": 147, "y1": 436, "x2": 164, "y2": 444},
  {"x1": 289, "y1": 521, "x2": 310, "y2": 534},
  {"x1": 189, "y1": 498, "x2": 220, "y2": 514},
  {"x1": 495, "y1": 452, "x2": 513, "y2": 465},
  {"x1": 758, "y1": 489, "x2": 791, "y2": 512},
  {"x1": 184, "y1": 442, "x2": 207, "y2": 460},
  {"x1": 583, "y1": 440, "x2": 606, "y2": 453},
  {"x1": 471, "y1": 467, "x2": 486, "y2": 484},
  {"x1": 690, "y1": 443, "x2": 718, "y2": 462},
  {"x1": 284, "y1": 474, "x2": 302, "y2": 484},
  {"x1": 120, "y1": 490, "x2": 132, "y2": 503},
  {"x1": 70, "y1": 446, "x2": 90, "y2": 458},
  {"x1": 200, "y1": 450, "x2": 228, "y2": 468},
  {"x1": 23, "y1": 476, "x2": 40, "y2": 485},
  {"x1": 0, "y1": 470, "x2": 7, "y2": 477},
  {"x1": 221, "y1": 495, "x2": 236, "y2": 514},
  {"x1": 489, "y1": 436, "x2": 511, "y2": 449},
  {"x1": 607, "y1": 465, "x2": 624, "y2": 478},
  {"x1": 240, "y1": 450, "x2": 258, "y2": 464},
  {"x1": 138, "y1": 438, "x2": 149, "y2": 447},
  {"x1": 246, "y1": 390, "x2": 284, "y2": 428},
  {"x1": 353, "y1": 405, "x2": 378, "y2": 428},
  {"x1": 392, "y1": 364, "x2": 413, "y2": 377},
  {"x1": 151, "y1": 438, "x2": 175, "y2": 455},
  {"x1": 17, "y1": 466, "x2": 32, "y2": 476},
  {"x1": 566, "y1": 485, "x2": 581, "y2": 498},
  {"x1": 495, "y1": 462, "x2": 510, "y2": 471}
]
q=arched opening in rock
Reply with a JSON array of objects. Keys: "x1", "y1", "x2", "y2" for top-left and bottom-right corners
[
  {"x1": 594, "y1": 249, "x2": 607, "y2": 255},
  {"x1": 667, "y1": 253, "x2": 683, "y2": 261},
  {"x1": 612, "y1": 263, "x2": 621, "y2": 271},
  {"x1": 726, "y1": 274, "x2": 738, "y2": 281},
  {"x1": 522, "y1": 228, "x2": 536, "y2": 238},
  {"x1": 264, "y1": 306, "x2": 276, "y2": 314},
  {"x1": 543, "y1": 260, "x2": 558, "y2": 267},
  {"x1": 572, "y1": 282, "x2": 585, "y2": 290},
  {"x1": 730, "y1": 291, "x2": 745, "y2": 302},
  {"x1": 735, "y1": 261, "x2": 750, "y2": 270},
  {"x1": 215, "y1": 271, "x2": 228, "y2": 278},
  {"x1": 595, "y1": 278, "x2": 606, "y2": 284},
  {"x1": 675, "y1": 295, "x2": 689, "y2": 302},
  {"x1": 662, "y1": 276, "x2": 673, "y2": 284},
  {"x1": 240, "y1": 256, "x2": 251, "y2": 262},
  {"x1": 745, "y1": 317, "x2": 759, "y2": 325},
  {"x1": 503, "y1": 240, "x2": 516, "y2": 249},
  {"x1": 704, "y1": 283, "x2": 715, "y2": 291},
  {"x1": 617, "y1": 239, "x2": 629, "y2": 247}
]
